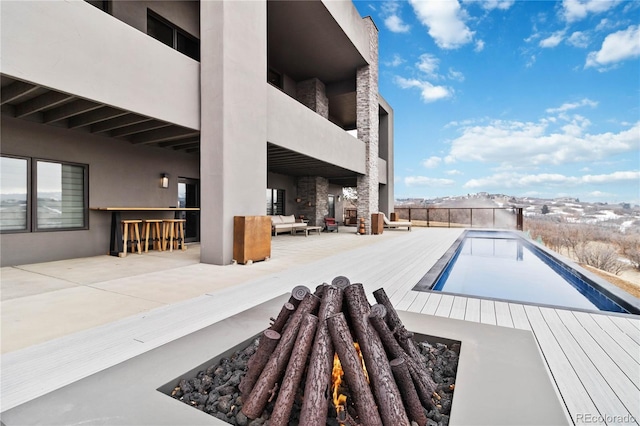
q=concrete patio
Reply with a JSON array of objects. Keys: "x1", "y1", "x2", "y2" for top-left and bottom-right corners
[{"x1": 1, "y1": 226, "x2": 638, "y2": 425}]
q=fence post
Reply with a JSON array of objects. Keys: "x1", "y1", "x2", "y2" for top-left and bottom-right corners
[
  {"x1": 448, "y1": 209, "x2": 451, "y2": 228},
  {"x1": 517, "y1": 208, "x2": 523, "y2": 231},
  {"x1": 426, "y1": 208, "x2": 430, "y2": 227},
  {"x1": 470, "y1": 209, "x2": 473, "y2": 228},
  {"x1": 493, "y1": 209, "x2": 495, "y2": 228}
]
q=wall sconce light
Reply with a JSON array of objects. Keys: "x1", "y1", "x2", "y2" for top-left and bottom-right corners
[
  {"x1": 307, "y1": 201, "x2": 312, "y2": 207},
  {"x1": 337, "y1": 195, "x2": 341, "y2": 202},
  {"x1": 161, "y1": 173, "x2": 169, "y2": 189},
  {"x1": 295, "y1": 197, "x2": 302, "y2": 203}
]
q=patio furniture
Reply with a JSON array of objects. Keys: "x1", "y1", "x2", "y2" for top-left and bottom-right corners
[
  {"x1": 371, "y1": 213, "x2": 384, "y2": 234},
  {"x1": 163, "y1": 219, "x2": 186, "y2": 251},
  {"x1": 233, "y1": 216, "x2": 271, "y2": 264},
  {"x1": 380, "y1": 212, "x2": 412, "y2": 231},
  {"x1": 270, "y1": 215, "x2": 307, "y2": 235},
  {"x1": 91, "y1": 207, "x2": 200, "y2": 257},
  {"x1": 305, "y1": 226, "x2": 322, "y2": 236},
  {"x1": 323, "y1": 217, "x2": 338, "y2": 232},
  {"x1": 121, "y1": 220, "x2": 142, "y2": 256},
  {"x1": 142, "y1": 219, "x2": 163, "y2": 252}
]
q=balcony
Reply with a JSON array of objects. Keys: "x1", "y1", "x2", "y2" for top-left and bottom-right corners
[{"x1": 0, "y1": 0, "x2": 199, "y2": 130}]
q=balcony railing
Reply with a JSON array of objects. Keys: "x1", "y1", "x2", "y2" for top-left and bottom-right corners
[{"x1": 393, "y1": 207, "x2": 524, "y2": 231}]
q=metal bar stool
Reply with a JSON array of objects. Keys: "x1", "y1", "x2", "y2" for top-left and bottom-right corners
[
  {"x1": 162, "y1": 219, "x2": 187, "y2": 252},
  {"x1": 121, "y1": 220, "x2": 142, "y2": 256},
  {"x1": 142, "y1": 219, "x2": 163, "y2": 252}
]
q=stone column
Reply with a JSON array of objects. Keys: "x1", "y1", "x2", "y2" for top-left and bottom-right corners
[
  {"x1": 200, "y1": 0, "x2": 267, "y2": 264},
  {"x1": 356, "y1": 17, "x2": 379, "y2": 235},
  {"x1": 296, "y1": 176, "x2": 329, "y2": 226},
  {"x1": 296, "y1": 78, "x2": 329, "y2": 119}
]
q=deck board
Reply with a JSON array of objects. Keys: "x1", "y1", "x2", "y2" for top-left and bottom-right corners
[
  {"x1": 607, "y1": 315, "x2": 640, "y2": 345},
  {"x1": 407, "y1": 291, "x2": 431, "y2": 313},
  {"x1": 523, "y1": 305, "x2": 603, "y2": 425},
  {"x1": 448, "y1": 296, "x2": 467, "y2": 320},
  {"x1": 434, "y1": 294, "x2": 454, "y2": 317},
  {"x1": 539, "y1": 307, "x2": 634, "y2": 422},
  {"x1": 494, "y1": 301, "x2": 514, "y2": 328},
  {"x1": 464, "y1": 297, "x2": 480, "y2": 323},
  {"x1": 508, "y1": 302, "x2": 532, "y2": 330},
  {"x1": 422, "y1": 293, "x2": 442, "y2": 315},
  {"x1": 480, "y1": 299, "x2": 496, "y2": 325},
  {"x1": 587, "y1": 313, "x2": 640, "y2": 360}
]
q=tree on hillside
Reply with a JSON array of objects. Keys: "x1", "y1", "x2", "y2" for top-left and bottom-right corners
[{"x1": 541, "y1": 204, "x2": 550, "y2": 214}]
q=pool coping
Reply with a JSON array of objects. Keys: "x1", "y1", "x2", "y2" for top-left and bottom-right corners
[
  {"x1": 1, "y1": 293, "x2": 570, "y2": 426},
  {"x1": 412, "y1": 229, "x2": 640, "y2": 316}
]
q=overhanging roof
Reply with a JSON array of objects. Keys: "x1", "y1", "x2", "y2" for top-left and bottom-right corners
[{"x1": 1, "y1": 75, "x2": 200, "y2": 154}]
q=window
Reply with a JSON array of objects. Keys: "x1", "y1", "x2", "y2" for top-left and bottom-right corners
[
  {"x1": 1, "y1": 156, "x2": 28, "y2": 231},
  {"x1": 36, "y1": 161, "x2": 87, "y2": 230},
  {"x1": 268, "y1": 69, "x2": 283, "y2": 89},
  {"x1": 266, "y1": 188, "x2": 285, "y2": 215},
  {"x1": 85, "y1": 0, "x2": 110, "y2": 13},
  {"x1": 0, "y1": 156, "x2": 88, "y2": 232},
  {"x1": 147, "y1": 11, "x2": 200, "y2": 61}
]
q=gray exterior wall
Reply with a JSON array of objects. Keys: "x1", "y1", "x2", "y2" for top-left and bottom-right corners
[
  {"x1": 199, "y1": 0, "x2": 267, "y2": 265},
  {"x1": 0, "y1": 117, "x2": 199, "y2": 266},
  {"x1": 0, "y1": 0, "x2": 200, "y2": 130},
  {"x1": 110, "y1": 0, "x2": 200, "y2": 38}
]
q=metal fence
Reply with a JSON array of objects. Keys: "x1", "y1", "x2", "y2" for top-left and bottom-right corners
[{"x1": 393, "y1": 207, "x2": 524, "y2": 230}]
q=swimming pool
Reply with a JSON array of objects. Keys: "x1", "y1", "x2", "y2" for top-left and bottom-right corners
[{"x1": 413, "y1": 230, "x2": 640, "y2": 314}]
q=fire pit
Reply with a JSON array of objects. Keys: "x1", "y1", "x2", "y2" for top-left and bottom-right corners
[
  {"x1": 167, "y1": 279, "x2": 460, "y2": 425},
  {"x1": 1, "y1": 283, "x2": 569, "y2": 426}
]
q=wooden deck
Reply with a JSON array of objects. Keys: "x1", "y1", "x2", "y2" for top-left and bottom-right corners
[{"x1": 2, "y1": 227, "x2": 639, "y2": 424}]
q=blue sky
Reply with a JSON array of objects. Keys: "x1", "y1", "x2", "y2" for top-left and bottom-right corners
[{"x1": 353, "y1": 0, "x2": 640, "y2": 204}]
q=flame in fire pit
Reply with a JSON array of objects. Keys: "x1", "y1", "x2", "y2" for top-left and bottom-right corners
[{"x1": 332, "y1": 343, "x2": 369, "y2": 425}]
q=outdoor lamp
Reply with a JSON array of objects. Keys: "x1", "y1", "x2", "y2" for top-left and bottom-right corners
[{"x1": 161, "y1": 173, "x2": 169, "y2": 188}]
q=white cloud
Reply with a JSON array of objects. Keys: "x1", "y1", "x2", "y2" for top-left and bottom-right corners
[
  {"x1": 567, "y1": 31, "x2": 590, "y2": 48},
  {"x1": 385, "y1": 54, "x2": 405, "y2": 67},
  {"x1": 561, "y1": 0, "x2": 620, "y2": 23},
  {"x1": 447, "y1": 120, "x2": 639, "y2": 167},
  {"x1": 385, "y1": 15, "x2": 411, "y2": 33},
  {"x1": 546, "y1": 98, "x2": 598, "y2": 113},
  {"x1": 394, "y1": 76, "x2": 453, "y2": 102},
  {"x1": 474, "y1": 40, "x2": 485, "y2": 52},
  {"x1": 417, "y1": 54, "x2": 441, "y2": 78},
  {"x1": 586, "y1": 25, "x2": 640, "y2": 69},
  {"x1": 480, "y1": 0, "x2": 515, "y2": 11},
  {"x1": 409, "y1": 0, "x2": 475, "y2": 49},
  {"x1": 448, "y1": 68, "x2": 465, "y2": 82},
  {"x1": 446, "y1": 169, "x2": 463, "y2": 175},
  {"x1": 405, "y1": 176, "x2": 456, "y2": 187},
  {"x1": 539, "y1": 31, "x2": 566, "y2": 48},
  {"x1": 464, "y1": 170, "x2": 640, "y2": 189},
  {"x1": 422, "y1": 156, "x2": 442, "y2": 168},
  {"x1": 381, "y1": 1, "x2": 411, "y2": 33}
]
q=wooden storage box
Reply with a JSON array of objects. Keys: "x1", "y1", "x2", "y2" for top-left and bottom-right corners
[
  {"x1": 371, "y1": 213, "x2": 384, "y2": 235},
  {"x1": 233, "y1": 216, "x2": 271, "y2": 264}
]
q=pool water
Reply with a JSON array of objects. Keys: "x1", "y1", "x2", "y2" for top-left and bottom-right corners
[{"x1": 428, "y1": 231, "x2": 630, "y2": 313}]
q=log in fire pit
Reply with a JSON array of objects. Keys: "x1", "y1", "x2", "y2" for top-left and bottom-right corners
[{"x1": 171, "y1": 277, "x2": 459, "y2": 425}]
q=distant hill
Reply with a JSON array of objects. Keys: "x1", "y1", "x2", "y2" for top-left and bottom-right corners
[{"x1": 395, "y1": 193, "x2": 640, "y2": 230}]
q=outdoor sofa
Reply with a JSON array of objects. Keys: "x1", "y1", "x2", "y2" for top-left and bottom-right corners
[
  {"x1": 380, "y1": 212, "x2": 412, "y2": 231},
  {"x1": 270, "y1": 215, "x2": 307, "y2": 235}
]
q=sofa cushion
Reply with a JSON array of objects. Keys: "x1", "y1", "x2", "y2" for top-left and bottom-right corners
[
  {"x1": 270, "y1": 216, "x2": 283, "y2": 225},
  {"x1": 280, "y1": 215, "x2": 296, "y2": 224}
]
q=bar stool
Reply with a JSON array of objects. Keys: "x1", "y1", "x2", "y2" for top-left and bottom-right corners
[
  {"x1": 142, "y1": 219, "x2": 164, "y2": 252},
  {"x1": 163, "y1": 219, "x2": 186, "y2": 252},
  {"x1": 121, "y1": 220, "x2": 142, "y2": 256}
]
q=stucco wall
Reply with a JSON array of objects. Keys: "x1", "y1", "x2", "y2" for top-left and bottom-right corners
[
  {"x1": 111, "y1": 0, "x2": 199, "y2": 38},
  {"x1": 0, "y1": 0, "x2": 200, "y2": 130},
  {"x1": 0, "y1": 117, "x2": 199, "y2": 266},
  {"x1": 267, "y1": 85, "x2": 366, "y2": 175}
]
